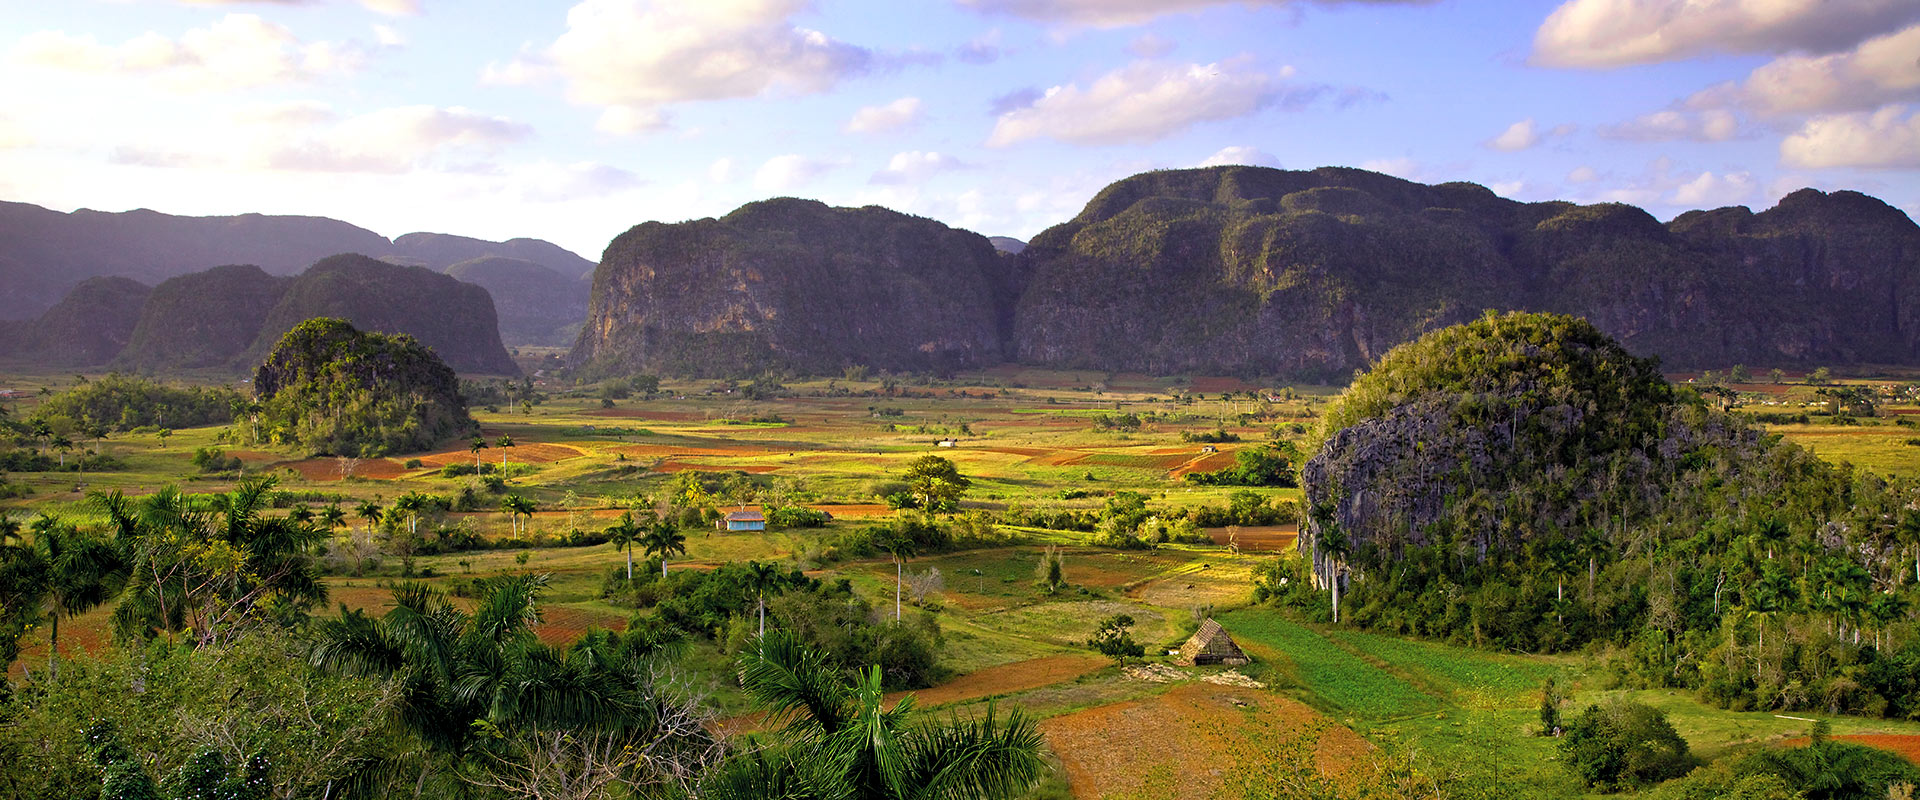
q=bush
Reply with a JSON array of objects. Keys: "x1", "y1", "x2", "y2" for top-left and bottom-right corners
[
  {"x1": 191, "y1": 448, "x2": 243, "y2": 473},
  {"x1": 1558, "y1": 700, "x2": 1695, "y2": 790}
]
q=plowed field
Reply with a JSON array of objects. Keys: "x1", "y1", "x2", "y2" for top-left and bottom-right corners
[{"x1": 1040, "y1": 682, "x2": 1368, "y2": 800}]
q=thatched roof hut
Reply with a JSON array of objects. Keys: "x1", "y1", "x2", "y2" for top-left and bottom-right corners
[{"x1": 1176, "y1": 619, "x2": 1250, "y2": 666}]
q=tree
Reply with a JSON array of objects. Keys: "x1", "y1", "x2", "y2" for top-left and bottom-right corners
[
  {"x1": 355, "y1": 500, "x2": 383, "y2": 536},
  {"x1": 502, "y1": 494, "x2": 536, "y2": 539},
  {"x1": 604, "y1": 511, "x2": 642, "y2": 582},
  {"x1": 642, "y1": 521, "x2": 687, "y2": 577},
  {"x1": 746, "y1": 560, "x2": 781, "y2": 639},
  {"x1": 312, "y1": 578, "x2": 720, "y2": 798},
  {"x1": 1088, "y1": 614, "x2": 1144, "y2": 665},
  {"x1": 701, "y1": 630, "x2": 1044, "y2": 800},
  {"x1": 319, "y1": 503, "x2": 346, "y2": 534},
  {"x1": 900, "y1": 455, "x2": 970, "y2": 513},
  {"x1": 879, "y1": 527, "x2": 919, "y2": 623},
  {"x1": 107, "y1": 478, "x2": 328, "y2": 647},
  {"x1": 1035, "y1": 546, "x2": 1065, "y2": 595},
  {"x1": 394, "y1": 492, "x2": 432, "y2": 537},
  {"x1": 1, "y1": 513, "x2": 123, "y2": 677},
  {"x1": 469, "y1": 436, "x2": 489, "y2": 468},
  {"x1": 498, "y1": 434, "x2": 515, "y2": 472},
  {"x1": 1558, "y1": 700, "x2": 1694, "y2": 790}
]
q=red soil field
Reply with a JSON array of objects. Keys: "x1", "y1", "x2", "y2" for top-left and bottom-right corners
[
  {"x1": 1167, "y1": 450, "x2": 1238, "y2": 479},
  {"x1": 810, "y1": 503, "x2": 893, "y2": 518},
  {"x1": 1188, "y1": 376, "x2": 1259, "y2": 394},
  {"x1": 1040, "y1": 682, "x2": 1368, "y2": 800},
  {"x1": 274, "y1": 457, "x2": 407, "y2": 481},
  {"x1": 416, "y1": 442, "x2": 583, "y2": 467},
  {"x1": 1785, "y1": 734, "x2": 1920, "y2": 764},
  {"x1": 533, "y1": 605, "x2": 627, "y2": 645},
  {"x1": 1208, "y1": 524, "x2": 1298, "y2": 553}
]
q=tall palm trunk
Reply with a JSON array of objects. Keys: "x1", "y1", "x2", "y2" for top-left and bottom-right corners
[
  {"x1": 895, "y1": 558, "x2": 903, "y2": 623},
  {"x1": 48, "y1": 611, "x2": 59, "y2": 679},
  {"x1": 625, "y1": 545, "x2": 634, "y2": 581}
]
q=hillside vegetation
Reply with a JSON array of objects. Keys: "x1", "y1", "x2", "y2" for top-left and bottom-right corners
[
  {"x1": 248, "y1": 317, "x2": 477, "y2": 456},
  {"x1": 1288, "y1": 311, "x2": 1920, "y2": 718}
]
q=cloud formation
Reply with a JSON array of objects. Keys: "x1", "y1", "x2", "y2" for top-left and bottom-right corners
[
  {"x1": 1485, "y1": 118, "x2": 1575, "y2": 151},
  {"x1": 1532, "y1": 0, "x2": 1920, "y2": 68},
  {"x1": 988, "y1": 58, "x2": 1300, "y2": 146},
  {"x1": 492, "y1": 0, "x2": 870, "y2": 129},
  {"x1": 870, "y1": 150, "x2": 968, "y2": 184},
  {"x1": 11, "y1": 13, "x2": 363, "y2": 91},
  {"x1": 1781, "y1": 105, "x2": 1920, "y2": 169},
  {"x1": 754, "y1": 153, "x2": 850, "y2": 193},
  {"x1": 845, "y1": 97, "x2": 923, "y2": 133},
  {"x1": 1197, "y1": 145, "x2": 1279, "y2": 167},
  {"x1": 1598, "y1": 109, "x2": 1740, "y2": 142},
  {"x1": 958, "y1": 0, "x2": 1433, "y2": 29},
  {"x1": 1669, "y1": 170, "x2": 1757, "y2": 206},
  {"x1": 111, "y1": 103, "x2": 530, "y2": 174},
  {"x1": 1695, "y1": 23, "x2": 1920, "y2": 115}
]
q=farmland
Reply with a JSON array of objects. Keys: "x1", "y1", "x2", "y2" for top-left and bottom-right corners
[{"x1": 2, "y1": 365, "x2": 1918, "y2": 798}]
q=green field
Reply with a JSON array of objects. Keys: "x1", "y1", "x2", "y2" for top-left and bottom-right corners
[{"x1": 4, "y1": 367, "x2": 1917, "y2": 798}]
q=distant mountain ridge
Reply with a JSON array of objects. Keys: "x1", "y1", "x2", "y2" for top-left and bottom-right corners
[
  {"x1": 0, "y1": 200, "x2": 593, "y2": 320},
  {"x1": 1, "y1": 255, "x2": 518, "y2": 375},
  {"x1": 574, "y1": 166, "x2": 1920, "y2": 378}
]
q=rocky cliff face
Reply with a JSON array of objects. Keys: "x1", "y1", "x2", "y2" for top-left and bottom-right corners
[
  {"x1": 444, "y1": 256, "x2": 588, "y2": 347},
  {"x1": 1010, "y1": 166, "x2": 1920, "y2": 376},
  {"x1": 247, "y1": 254, "x2": 519, "y2": 375},
  {"x1": 571, "y1": 198, "x2": 1009, "y2": 377}
]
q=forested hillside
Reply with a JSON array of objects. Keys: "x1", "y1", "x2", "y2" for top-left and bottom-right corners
[{"x1": 1283, "y1": 311, "x2": 1920, "y2": 716}]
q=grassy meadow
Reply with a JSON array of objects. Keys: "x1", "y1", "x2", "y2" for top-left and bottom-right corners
[{"x1": 2, "y1": 365, "x2": 1916, "y2": 799}]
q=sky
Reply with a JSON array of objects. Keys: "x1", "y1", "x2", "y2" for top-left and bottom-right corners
[{"x1": 1, "y1": 0, "x2": 1917, "y2": 260}]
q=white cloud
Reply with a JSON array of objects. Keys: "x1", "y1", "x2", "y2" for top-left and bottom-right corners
[
  {"x1": 957, "y1": 0, "x2": 1433, "y2": 29},
  {"x1": 1567, "y1": 165, "x2": 1599, "y2": 183},
  {"x1": 1598, "y1": 109, "x2": 1740, "y2": 142},
  {"x1": 1197, "y1": 145, "x2": 1279, "y2": 168},
  {"x1": 709, "y1": 157, "x2": 736, "y2": 183},
  {"x1": 1781, "y1": 105, "x2": 1920, "y2": 169},
  {"x1": 845, "y1": 97, "x2": 923, "y2": 134},
  {"x1": 10, "y1": 14, "x2": 364, "y2": 92},
  {"x1": 1532, "y1": 0, "x2": 1920, "y2": 68},
  {"x1": 372, "y1": 24, "x2": 406, "y2": 47},
  {"x1": 754, "y1": 153, "x2": 849, "y2": 193},
  {"x1": 870, "y1": 150, "x2": 968, "y2": 184},
  {"x1": 988, "y1": 58, "x2": 1297, "y2": 147},
  {"x1": 1706, "y1": 23, "x2": 1920, "y2": 115},
  {"x1": 957, "y1": 29, "x2": 1004, "y2": 64},
  {"x1": 110, "y1": 103, "x2": 530, "y2": 174},
  {"x1": 1489, "y1": 121, "x2": 1539, "y2": 152},
  {"x1": 494, "y1": 0, "x2": 870, "y2": 130},
  {"x1": 1669, "y1": 170, "x2": 1757, "y2": 206},
  {"x1": 360, "y1": 0, "x2": 421, "y2": 14}
]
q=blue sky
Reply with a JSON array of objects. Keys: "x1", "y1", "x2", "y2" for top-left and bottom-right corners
[{"x1": 1, "y1": 0, "x2": 1916, "y2": 259}]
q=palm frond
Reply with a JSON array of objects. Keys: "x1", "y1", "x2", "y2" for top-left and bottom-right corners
[
  {"x1": 902, "y1": 702, "x2": 1046, "y2": 800},
  {"x1": 736, "y1": 630, "x2": 853, "y2": 736}
]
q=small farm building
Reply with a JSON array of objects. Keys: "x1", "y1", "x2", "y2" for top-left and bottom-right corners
[
  {"x1": 724, "y1": 509, "x2": 766, "y2": 532},
  {"x1": 1176, "y1": 619, "x2": 1250, "y2": 666}
]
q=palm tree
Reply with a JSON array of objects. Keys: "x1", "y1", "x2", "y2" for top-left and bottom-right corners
[
  {"x1": 882, "y1": 532, "x2": 920, "y2": 624},
  {"x1": 746, "y1": 560, "x2": 781, "y2": 638},
  {"x1": 394, "y1": 492, "x2": 431, "y2": 537},
  {"x1": 320, "y1": 504, "x2": 347, "y2": 534},
  {"x1": 701, "y1": 630, "x2": 1044, "y2": 800},
  {"x1": 497, "y1": 434, "x2": 515, "y2": 473},
  {"x1": 642, "y1": 521, "x2": 687, "y2": 577},
  {"x1": 469, "y1": 436, "x2": 488, "y2": 469},
  {"x1": 355, "y1": 500, "x2": 384, "y2": 536},
  {"x1": 7, "y1": 513, "x2": 123, "y2": 678},
  {"x1": 502, "y1": 494, "x2": 536, "y2": 539},
  {"x1": 605, "y1": 511, "x2": 642, "y2": 581}
]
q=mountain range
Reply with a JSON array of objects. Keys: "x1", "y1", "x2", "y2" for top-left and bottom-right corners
[{"x1": 575, "y1": 166, "x2": 1920, "y2": 379}]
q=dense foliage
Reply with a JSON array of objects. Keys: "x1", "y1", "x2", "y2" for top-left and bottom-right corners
[
  {"x1": 1557, "y1": 701, "x2": 1695, "y2": 790},
  {"x1": 249, "y1": 317, "x2": 477, "y2": 457},
  {"x1": 1282, "y1": 311, "x2": 1920, "y2": 717},
  {"x1": 29, "y1": 373, "x2": 242, "y2": 432}
]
